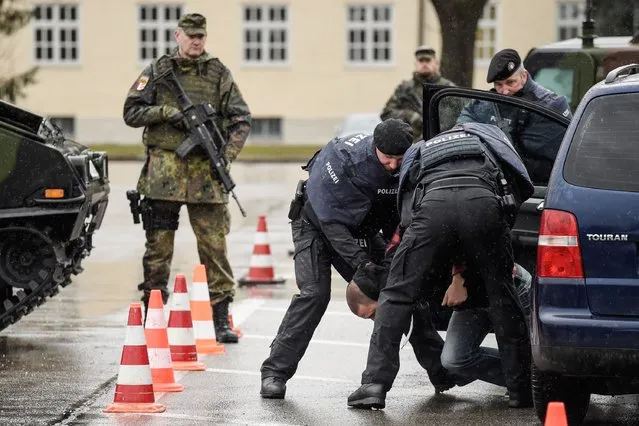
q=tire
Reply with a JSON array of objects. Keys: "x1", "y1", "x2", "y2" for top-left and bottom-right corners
[{"x1": 532, "y1": 364, "x2": 590, "y2": 425}]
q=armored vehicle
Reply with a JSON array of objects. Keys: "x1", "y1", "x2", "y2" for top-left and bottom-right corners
[
  {"x1": 524, "y1": 35, "x2": 639, "y2": 112},
  {"x1": 0, "y1": 100, "x2": 110, "y2": 331}
]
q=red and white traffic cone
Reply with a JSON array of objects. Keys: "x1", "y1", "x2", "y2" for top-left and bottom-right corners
[
  {"x1": 190, "y1": 264, "x2": 225, "y2": 355},
  {"x1": 238, "y1": 215, "x2": 286, "y2": 286},
  {"x1": 167, "y1": 274, "x2": 206, "y2": 371},
  {"x1": 145, "y1": 290, "x2": 184, "y2": 392},
  {"x1": 104, "y1": 303, "x2": 166, "y2": 413}
]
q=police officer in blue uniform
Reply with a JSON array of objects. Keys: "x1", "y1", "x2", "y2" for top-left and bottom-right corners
[
  {"x1": 347, "y1": 122, "x2": 535, "y2": 409},
  {"x1": 458, "y1": 49, "x2": 571, "y2": 184},
  {"x1": 260, "y1": 119, "x2": 458, "y2": 399}
]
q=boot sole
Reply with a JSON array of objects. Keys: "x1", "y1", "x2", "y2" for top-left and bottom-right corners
[
  {"x1": 347, "y1": 396, "x2": 385, "y2": 409},
  {"x1": 260, "y1": 391, "x2": 285, "y2": 399},
  {"x1": 217, "y1": 337, "x2": 239, "y2": 344}
]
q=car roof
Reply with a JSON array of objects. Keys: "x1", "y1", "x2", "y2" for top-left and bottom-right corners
[
  {"x1": 586, "y1": 66, "x2": 639, "y2": 98},
  {"x1": 534, "y1": 36, "x2": 634, "y2": 51}
]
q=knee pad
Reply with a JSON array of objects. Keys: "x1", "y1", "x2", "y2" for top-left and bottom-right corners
[{"x1": 142, "y1": 200, "x2": 180, "y2": 231}]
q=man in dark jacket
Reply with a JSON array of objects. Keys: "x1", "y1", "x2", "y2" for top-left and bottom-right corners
[
  {"x1": 347, "y1": 123, "x2": 534, "y2": 410},
  {"x1": 348, "y1": 259, "x2": 532, "y2": 392},
  {"x1": 457, "y1": 48, "x2": 570, "y2": 183},
  {"x1": 260, "y1": 119, "x2": 460, "y2": 399}
]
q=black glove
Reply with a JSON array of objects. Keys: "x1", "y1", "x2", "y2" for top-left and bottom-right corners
[{"x1": 352, "y1": 261, "x2": 388, "y2": 301}]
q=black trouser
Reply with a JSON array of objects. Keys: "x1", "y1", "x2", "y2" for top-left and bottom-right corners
[
  {"x1": 260, "y1": 216, "x2": 450, "y2": 385},
  {"x1": 361, "y1": 187, "x2": 531, "y2": 393}
]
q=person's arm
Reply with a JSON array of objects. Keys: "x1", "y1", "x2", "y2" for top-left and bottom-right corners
[
  {"x1": 217, "y1": 66, "x2": 252, "y2": 162},
  {"x1": 123, "y1": 64, "x2": 175, "y2": 128}
]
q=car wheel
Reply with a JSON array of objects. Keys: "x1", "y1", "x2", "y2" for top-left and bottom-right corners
[{"x1": 532, "y1": 364, "x2": 590, "y2": 425}]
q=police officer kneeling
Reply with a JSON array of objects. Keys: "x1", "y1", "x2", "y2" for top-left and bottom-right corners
[{"x1": 348, "y1": 122, "x2": 535, "y2": 409}]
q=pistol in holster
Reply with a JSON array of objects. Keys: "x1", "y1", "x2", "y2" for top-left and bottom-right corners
[
  {"x1": 288, "y1": 179, "x2": 307, "y2": 221},
  {"x1": 126, "y1": 190, "x2": 151, "y2": 229}
]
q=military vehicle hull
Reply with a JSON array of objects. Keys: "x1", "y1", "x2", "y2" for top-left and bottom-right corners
[{"x1": 0, "y1": 100, "x2": 109, "y2": 331}]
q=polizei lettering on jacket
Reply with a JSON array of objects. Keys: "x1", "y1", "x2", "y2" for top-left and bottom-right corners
[
  {"x1": 326, "y1": 161, "x2": 339, "y2": 184},
  {"x1": 425, "y1": 132, "x2": 472, "y2": 148},
  {"x1": 587, "y1": 233, "x2": 628, "y2": 242},
  {"x1": 378, "y1": 188, "x2": 399, "y2": 195}
]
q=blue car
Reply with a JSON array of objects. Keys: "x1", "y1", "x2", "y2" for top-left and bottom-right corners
[
  {"x1": 531, "y1": 64, "x2": 639, "y2": 424},
  {"x1": 422, "y1": 67, "x2": 639, "y2": 424}
]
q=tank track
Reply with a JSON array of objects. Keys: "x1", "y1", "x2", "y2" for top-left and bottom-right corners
[
  {"x1": 0, "y1": 226, "x2": 78, "y2": 332},
  {"x1": 0, "y1": 271, "x2": 72, "y2": 332}
]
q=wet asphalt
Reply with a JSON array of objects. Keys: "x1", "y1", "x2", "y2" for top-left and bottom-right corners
[{"x1": 1, "y1": 162, "x2": 638, "y2": 425}]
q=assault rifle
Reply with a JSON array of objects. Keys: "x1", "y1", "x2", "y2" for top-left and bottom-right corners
[{"x1": 155, "y1": 68, "x2": 246, "y2": 217}]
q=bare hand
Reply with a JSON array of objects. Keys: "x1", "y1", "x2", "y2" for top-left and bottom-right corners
[{"x1": 441, "y1": 274, "x2": 468, "y2": 307}]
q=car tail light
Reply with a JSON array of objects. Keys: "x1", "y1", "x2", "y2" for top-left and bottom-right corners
[{"x1": 537, "y1": 209, "x2": 584, "y2": 278}]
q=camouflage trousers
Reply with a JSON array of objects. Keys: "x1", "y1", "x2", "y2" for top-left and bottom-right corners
[{"x1": 139, "y1": 199, "x2": 235, "y2": 306}]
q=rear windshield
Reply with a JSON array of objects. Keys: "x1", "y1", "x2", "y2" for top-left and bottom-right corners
[{"x1": 564, "y1": 93, "x2": 639, "y2": 191}]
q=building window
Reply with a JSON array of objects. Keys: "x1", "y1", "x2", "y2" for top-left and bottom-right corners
[
  {"x1": 49, "y1": 116, "x2": 75, "y2": 139},
  {"x1": 346, "y1": 4, "x2": 393, "y2": 65},
  {"x1": 138, "y1": 4, "x2": 183, "y2": 62},
  {"x1": 33, "y1": 4, "x2": 80, "y2": 64},
  {"x1": 474, "y1": 1, "x2": 499, "y2": 63},
  {"x1": 251, "y1": 118, "x2": 282, "y2": 140},
  {"x1": 557, "y1": 1, "x2": 585, "y2": 40},
  {"x1": 242, "y1": 5, "x2": 289, "y2": 65}
]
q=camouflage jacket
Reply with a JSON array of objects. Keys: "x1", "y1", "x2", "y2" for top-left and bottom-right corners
[
  {"x1": 380, "y1": 72, "x2": 455, "y2": 140},
  {"x1": 123, "y1": 50, "x2": 251, "y2": 204}
]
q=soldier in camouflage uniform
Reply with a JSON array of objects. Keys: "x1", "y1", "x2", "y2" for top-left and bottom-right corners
[
  {"x1": 381, "y1": 45, "x2": 455, "y2": 141},
  {"x1": 123, "y1": 13, "x2": 251, "y2": 343}
]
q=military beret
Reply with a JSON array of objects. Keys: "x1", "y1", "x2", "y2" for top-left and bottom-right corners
[
  {"x1": 415, "y1": 44, "x2": 436, "y2": 59},
  {"x1": 178, "y1": 13, "x2": 207, "y2": 36},
  {"x1": 487, "y1": 48, "x2": 522, "y2": 83}
]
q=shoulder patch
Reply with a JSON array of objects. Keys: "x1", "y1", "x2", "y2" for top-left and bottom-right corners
[
  {"x1": 562, "y1": 109, "x2": 570, "y2": 117},
  {"x1": 136, "y1": 75, "x2": 149, "y2": 91}
]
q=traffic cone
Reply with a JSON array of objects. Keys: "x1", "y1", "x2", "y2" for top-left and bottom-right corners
[
  {"x1": 238, "y1": 215, "x2": 286, "y2": 286},
  {"x1": 544, "y1": 402, "x2": 568, "y2": 426},
  {"x1": 167, "y1": 274, "x2": 206, "y2": 371},
  {"x1": 190, "y1": 264, "x2": 225, "y2": 355},
  {"x1": 145, "y1": 290, "x2": 185, "y2": 392},
  {"x1": 228, "y1": 313, "x2": 243, "y2": 338},
  {"x1": 104, "y1": 303, "x2": 166, "y2": 413}
]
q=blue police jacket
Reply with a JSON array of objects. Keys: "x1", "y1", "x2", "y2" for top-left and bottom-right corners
[
  {"x1": 399, "y1": 123, "x2": 534, "y2": 207},
  {"x1": 457, "y1": 77, "x2": 570, "y2": 163},
  {"x1": 306, "y1": 133, "x2": 400, "y2": 234}
]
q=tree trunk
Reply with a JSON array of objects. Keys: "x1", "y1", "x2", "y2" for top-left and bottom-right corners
[{"x1": 430, "y1": 0, "x2": 489, "y2": 87}]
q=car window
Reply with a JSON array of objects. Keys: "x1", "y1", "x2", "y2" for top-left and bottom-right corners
[
  {"x1": 434, "y1": 94, "x2": 568, "y2": 185},
  {"x1": 533, "y1": 68, "x2": 574, "y2": 106},
  {"x1": 564, "y1": 92, "x2": 639, "y2": 191}
]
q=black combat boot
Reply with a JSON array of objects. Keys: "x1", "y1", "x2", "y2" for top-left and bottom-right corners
[
  {"x1": 260, "y1": 377, "x2": 286, "y2": 399},
  {"x1": 213, "y1": 299, "x2": 239, "y2": 343},
  {"x1": 347, "y1": 384, "x2": 387, "y2": 409},
  {"x1": 508, "y1": 388, "x2": 533, "y2": 408}
]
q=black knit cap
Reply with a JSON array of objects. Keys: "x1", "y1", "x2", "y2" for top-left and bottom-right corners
[{"x1": 373, "y1": 118, "x2": 413, "y2": 156}]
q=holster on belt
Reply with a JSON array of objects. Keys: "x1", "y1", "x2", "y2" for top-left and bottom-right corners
[{"x1": 288, "y1": 179, "x2": 307, "y2": 221}]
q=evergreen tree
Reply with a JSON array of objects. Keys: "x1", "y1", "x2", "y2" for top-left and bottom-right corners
[{"x1": 0, "y1": 0, "x2": 37, "y2": 103}]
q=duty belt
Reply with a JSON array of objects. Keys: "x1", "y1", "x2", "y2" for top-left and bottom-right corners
[{"x1": 423, "y1": 176, "x2": 495, "y2": 195}]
